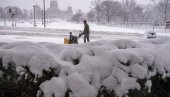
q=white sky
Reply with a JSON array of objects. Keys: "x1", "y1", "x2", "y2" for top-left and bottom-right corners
[{"x1": 0, "y1": 0, "x2": 153, "y2": 13}]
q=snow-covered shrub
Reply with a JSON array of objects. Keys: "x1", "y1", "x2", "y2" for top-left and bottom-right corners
[
  {"x1": 0, "y1": 60, "x2": 38, "y2": 97},
  {"x1": 0, "y1": 38, "x2": 170, "y2": 97}
]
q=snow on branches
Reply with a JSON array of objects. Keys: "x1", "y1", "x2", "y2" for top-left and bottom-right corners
[{"x1": 0, "y1": 38, "x2": 170, "y2": 97}]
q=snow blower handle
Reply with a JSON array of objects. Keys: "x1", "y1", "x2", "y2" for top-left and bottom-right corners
[
  {"x1": 79, "y1": 31, "x2": 84, "y2": 37},
  {"x1": 77, "y1": 31, "x2": 82, "y2": 40}
]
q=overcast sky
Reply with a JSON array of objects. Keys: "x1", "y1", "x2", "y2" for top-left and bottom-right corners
[{"x1": 0, "y1": 0, "x2": 153, "y2": 13}]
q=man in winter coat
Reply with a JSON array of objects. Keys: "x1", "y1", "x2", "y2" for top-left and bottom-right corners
[{"x1": 82, "y1": 20, "x2": 90, "y2": 43}]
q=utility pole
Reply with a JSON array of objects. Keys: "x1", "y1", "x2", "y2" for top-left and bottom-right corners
[
  {"x1": 43, "y1": 0, "x2": 46, "y2": 28},
  {"x1": 33, "y1": 5, "x2": 36, "y2": 27},
  {"x1": 42, "y1": 10, "x2": 43, "y2": 25}
]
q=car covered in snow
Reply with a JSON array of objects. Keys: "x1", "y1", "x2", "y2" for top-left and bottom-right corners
[{"x1": 145, "y1": 31, "x2": 157, "y2": 39}]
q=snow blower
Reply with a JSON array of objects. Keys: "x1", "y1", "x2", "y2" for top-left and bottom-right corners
[{"x1": 64, "y1": 32, "x2": 83, "y2": 44}]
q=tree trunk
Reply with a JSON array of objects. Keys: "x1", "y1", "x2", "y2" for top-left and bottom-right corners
[
  {"x1": 107, "y1": 15, "x2": 110, "y2": 24},
  {"x1": 3, "y1": 18, "x2": 6, "y2": 26},
  {"x1": 97, "y1": 13, "x2": 100, "y2": 23}
]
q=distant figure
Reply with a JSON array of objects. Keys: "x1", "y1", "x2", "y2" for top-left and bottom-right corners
[{"x1": 82, "y1": 20, "x2": 90, "y2": 43}]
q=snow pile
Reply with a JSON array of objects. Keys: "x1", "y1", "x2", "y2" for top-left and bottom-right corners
[
  {"x1": 0, "y1": 38, "x2": 170, "y2": 97},
  {"x1": 0, "y1": 41, "x2": 61, "y2": 76},
  {"x1": 40, "y1": 77, "x2": 67, "y2": 97}
]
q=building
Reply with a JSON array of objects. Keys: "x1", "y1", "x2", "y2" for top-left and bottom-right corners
[
  {"x1": 34, "y1": 0, "x2": 73, "y2": 20},
  {"x1": 46, "y1": 0, "x2": 73, "y2": 19}
]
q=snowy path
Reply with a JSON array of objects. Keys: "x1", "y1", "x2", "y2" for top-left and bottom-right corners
[{"x1": 0, "y1": 26, "x2": 144, "y2": 43}]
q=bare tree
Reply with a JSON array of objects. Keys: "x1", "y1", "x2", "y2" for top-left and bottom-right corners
[
  {"x1": 100, "y1": 0, "x2": 122, "y2": 23},
  {"x1": 131, "y1": 6, "x2": 143, "y2": 22},
  {"x1": 122, "y1": 0, "x2": 136, "y2": 23},
  {"x1": 23, "y1": 9, "x2": 29, "y2": 20},
  {"x1": 86, "y1": 10, "x2": 96, "y2": 22},
  {"x1": 159, "y1": 0, "x2": 170, "y2": 22},
  {"x1": 142, "y1": 4, "x2": 151, "y2": 23},
  {"x1": 71, "y1": 10, "x2": 84, "y2": 23},
  {"x1": 0, "y1": 7, "x2": 3, "y2": 20},
  {"x1": 152, "y1": 0, "x2": 170, "y2": 25},
  {"x1": 0, "y1": 7, "x2": 6, "y2": 26},
  {"x1": 29, "y1": 10, "x2": 33, "y2": 19},
  {"x1": 91, "y1": 0, "x2": 103, "y2": 22},
  {"x1": 141, "y1": 0, "x2": 159, "y2": 25}
]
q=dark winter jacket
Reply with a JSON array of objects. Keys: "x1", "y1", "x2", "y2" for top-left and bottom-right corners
[{"x1": 83, "y1": 23, "x2": 90, "y2": 34}]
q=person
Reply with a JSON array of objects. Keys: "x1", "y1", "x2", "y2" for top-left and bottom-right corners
[
  {"x1": 69, "y1": 32, "x2": 78, "y2": 44},
  {"x1": 69, "y1": 32, "x2": 73, "y2": 44},
  {"x1": 82, "y1": 20, "x2": 90, "y2": 43}
]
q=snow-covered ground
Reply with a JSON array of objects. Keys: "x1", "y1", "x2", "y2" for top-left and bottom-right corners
[
  {"x1": 0, "y1": 27, "x2": 143, "y2": 44},
  {"x1": 0, "y1": 21, "x2": 170, "y2": 44},
  {"x1": 0, "y1": 21, "x2": 145, "y2": 33},
  {"x1": 1, "y1": 20, "x2": 170, "y2": 34},
  {"x1": 0, "y1": 21, "x2": 146, "y2": 43}
]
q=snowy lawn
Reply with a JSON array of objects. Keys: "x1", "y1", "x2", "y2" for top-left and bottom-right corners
[
  {"x1": 0, "y1": 38, "x2": 170, "y2": 97},
  {"x1": 1, "y1": 20, "x2": 170, "y2": 34},
  {"x1": 0, "y1": 25, "x2": 144, "y2": 44},
  {"x1": 0, "y1": 21, "x2": 145, "y2": 34},
  {"x1": 1, "y1": 20, "x2": 170, "y2": 40}
]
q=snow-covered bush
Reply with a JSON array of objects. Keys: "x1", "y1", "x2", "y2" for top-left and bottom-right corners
[{"x1": 1, "y1": 38, "x2": 170, "y2": 97}]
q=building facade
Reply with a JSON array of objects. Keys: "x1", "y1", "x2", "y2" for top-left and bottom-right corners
[
  {"x1": 46, "y1": 0, "x2": 73, "y2": 19},
  {"x1": 34, "y1": 0, "x2": 73, "y2": 20}
]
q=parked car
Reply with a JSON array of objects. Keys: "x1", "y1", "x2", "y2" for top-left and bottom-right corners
[{"x1": 145, "y1": 31, "x2": 157, "y2": 39}]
